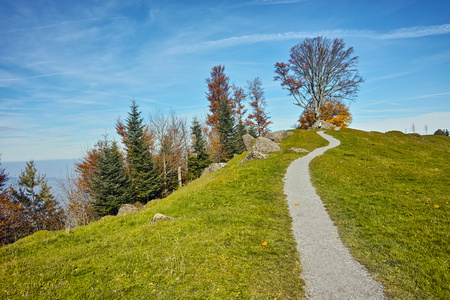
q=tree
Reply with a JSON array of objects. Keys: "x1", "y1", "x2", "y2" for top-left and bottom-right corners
[
  {"x1": 218, "y1": 98, "x2": 237, "y2": 160},
  {"x1": 91, "y1": 139, "x2": 131, "y2": 217},
  {"x1": 122, "y1": 100, "x2": 158, "y2": 203},
  {"x1": 187, "y1": 118, "x2": 212, "y2": 180},
  {"x1": 274, "y1": 36, "x2": 363, "y2": 122},
  {"x1": 11, "y1": 160, "x2": 65, "y2": 232},
  {"x1": 149, "y1": 110, "x2": 189, "y2": 197},
  {"x1": 0, "y1": 155, "x2": 9, "y2": 192},
  {"x1": 434, "y1": 129, "x2": 449, "y2": 136},
  {"x1": 247, "y1": 77, "x2": 272, "y2": 137},
  {"x1": 298, "y1": 98, "x2": 352, "y2": 129},
  {"x1": 206, "y1": 65, "x2": 232, "y2": 129}
]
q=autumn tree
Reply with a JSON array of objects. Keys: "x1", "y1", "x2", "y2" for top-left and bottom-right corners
[
  {"x1": 298, "y1": 98, "x2": 352, "y2": 129},
  {"x1": 206, "y1": 65, "x2": 232, "y2": 129},
  {"x1": 58, "y1": 169, "x2": 95, "y2": 227},
  {"x1": 247, "y1": 77, "x2": 272, "y2": 137},
  {"x1": 122, "y1": 100, "x2": 158, "y2": 203},
  {"x1": 91, "y1": 139, "x2": 131, "y2": 217},
  {"x1": 231, "y1": 84, "x2": 248, "y2": 153},
  {"x1": 150, "y1": 110, "x2": 189, "y2": 197},
  {"x1": 187, "y1": 118, "x2": 211, "y2": 180},
  {"x1": 11, "y1": 160, "x2": 65, "y2": 232},
  {"x1": 275, "y1": 36, "x2": 363, "y2": 123}
]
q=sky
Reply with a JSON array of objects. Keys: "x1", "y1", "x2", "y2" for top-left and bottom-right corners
[{"x1": 1, "y1": 0, "x2": 450, "y2": 163}]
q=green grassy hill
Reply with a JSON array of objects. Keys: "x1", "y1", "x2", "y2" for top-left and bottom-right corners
[{"x1": 1, "y1": 129, "x2": 448, "y2": 299}]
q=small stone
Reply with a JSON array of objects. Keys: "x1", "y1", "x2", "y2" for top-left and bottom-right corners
[{"x1": 151, "y1": 213, "x2": 174, "y2": 223}]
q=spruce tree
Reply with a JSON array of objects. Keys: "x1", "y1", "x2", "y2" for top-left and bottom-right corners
[
  {"x1": 91, "y1": 140, "x2": 131, "y2": 217},
  {"x1": 217, "y1": 98, "x2": 237, "y2": 160},
  {"x1": 124, "y1": 100, "x2": 158, "y2": 203},
  {"x1": 187, "y1": 118, "x2": 211, "y2": 180},
  {"x1": 12, "y1": 160, "x2": 65, "y2": 231}
]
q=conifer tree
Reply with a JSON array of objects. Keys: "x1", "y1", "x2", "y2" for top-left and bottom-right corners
[
  {"x1": 12, "y1": 160, "x2": 65, "y2": 231},
  {"x1": 123, "y1": 100, "x2": 158, "y2": 203},
  {"x1": 0, "y1": 156, "x2": 9, "y2": 191},
  {"x1": 187, "y1": 118, "x2": 211, "y2": 180},
  {"x1": 91, "y1": 139, "x2": 131, "y2": 217},
  {"x1": 217, "y1": 98, "x2": 237, "y2": 159}
]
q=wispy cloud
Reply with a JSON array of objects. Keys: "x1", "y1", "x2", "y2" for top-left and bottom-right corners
[
  {"x1": 0, "y1": 72, "x2": 76, "y2": 82},
  {"x1": 0, "y1": 17, "x2": 122, "y2": 34},
  {"x1": 378, "y1": 24, "x2": 450, "y2": 39},
  {"x1": 168, "y1": 24, "x2": 450, "y2": 54}
]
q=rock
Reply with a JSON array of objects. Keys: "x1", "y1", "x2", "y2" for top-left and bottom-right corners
[
  {"x1": 240, "y1": 150, "x2": 270, "y2": 165},
  {"x1": 288, "y1": 148, "x2": 309, "y2": 153},
  {"x1": 151, "y1": 213, "x2": 174, "y2": 223},
  {"x1": 242, "y1": 134, "x2": 255, "y2": 151},
  {"x1": 311, "y1": 120, "x2": 336, "y2": 130},
  {"x1": 252, "y1": 137, "x2": 282, "y2": 153},
  {"x1": 266, "y1": 130, "x2": 294, "y2": 142},
  {"x1": 200, "y1": 162, "x2": 227, "y2": 177},
  {"x1": 117, "y1": 204, "x2": 139, "y2": 216}
]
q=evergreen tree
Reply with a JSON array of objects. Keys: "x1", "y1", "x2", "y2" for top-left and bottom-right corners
[
  {"x1": 217, "y1": 98, "x2": 237, "y2": 160},
  {"x1": 123, "y1": 100, "x2": 158, "y2": 203},
  {"x1": 0, "y1": 155, "x2": 9, "y2": 191},
  {"x1": 187, "y1": 118, "x2": 211, "y2": 180},
  {"x1": 235, "y1": 121, "x2": 247, "y2": 154},
  {"x1": 91, "y1": 139, "x2": 131, "y2": 217},
  {"x1": 12, "y1": 160, "x2": 65, "y2": 231}
]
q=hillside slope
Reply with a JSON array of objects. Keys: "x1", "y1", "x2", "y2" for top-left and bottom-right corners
[
  {"x1": 310, "y1": 129, "x2": 450, "y2": 299},
  {"x1": 0, "y1": 130, "x2": 327, "y2": 299}
]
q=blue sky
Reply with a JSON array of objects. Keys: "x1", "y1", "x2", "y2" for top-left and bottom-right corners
[{"x1": 1, "y1": 0, "x2": 449, "y2": 162}]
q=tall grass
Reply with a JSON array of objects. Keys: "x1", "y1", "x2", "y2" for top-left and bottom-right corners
[
  {"x1": 310, "y1": 129, "x2": 450, "y2": 299},
  {"x1": 0, "y1": 130, "x2": 327, "y2": 299}
]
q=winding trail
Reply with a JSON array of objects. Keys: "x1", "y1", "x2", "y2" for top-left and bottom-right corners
[{"x1": 284, "y1": 131, "x2": 385, "y2": 300}]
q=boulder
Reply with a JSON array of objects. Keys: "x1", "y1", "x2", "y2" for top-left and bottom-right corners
[
  {"x1": 311, "y1": 120, "x2": 336, "y2": 130},
  {"x1": 151, "y1": 213, "x2": 174, "y2": 223},
  {"x1": 117, "y1": 204, "x2": 139, "y2": 216},
  {"x1": 200, "y1": 162, "x2": 227, "y2": 177},
  {"x1": 265, "y1": 130, "x2": 294, "y2": 142},
  {"x1": 242, "y1": 134, "x2": 255, "y2": 151},
  {"x1": 240, "y1": 150, "x2": 270, "y2": 165},
  {"x1": 252, "y1": 137, "x2": 282, "y2": 153},
  {"x1": 288, "y1": 148, "x2": 309, "y2": 153}
]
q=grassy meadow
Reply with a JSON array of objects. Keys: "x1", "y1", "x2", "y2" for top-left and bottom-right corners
[
  {"x1": 0, "y1": 130, "x2": 327, "y2": 299},
  {"x1": 1, "y1": 128, "x2": 448, "y2": 299},
  {"x1": 310, "y1": 129, "x2": 449, "y2": 299}
]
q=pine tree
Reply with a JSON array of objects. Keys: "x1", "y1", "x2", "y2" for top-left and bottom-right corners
[
  {"x1": 123, "y1": 100, "x2": 158, "y2": 203},
  {"x1": 12, "y1": 160, "x2": 65, "y2": 231},
  {"x1": 0, "y1": 156, "x2": 9, "y2": 191},
  {"x1": 91, "y1": 139, "x2": 131, "y2": 217},
  {"x1": 187, "y1": 118, "x2": 211, "y2": 180},
  {"x1": 218, "y1": 98, "x2": 237, "y2": 160}
]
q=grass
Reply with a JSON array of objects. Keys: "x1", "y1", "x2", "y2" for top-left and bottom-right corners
[
  {"x1": 0, "y1": 130, "x2": 327, "y2": 299},
  {"x1": 310, "y1": 129, "x2": 450, "y2": 299}
]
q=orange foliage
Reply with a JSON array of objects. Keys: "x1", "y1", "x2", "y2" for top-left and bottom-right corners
[
  {"x1": 298, "y1": 99, "x2": 352, "y2": 129},
  {"x1": 0, "y1": 190, "x2": 31, "y2": 246},
  {"x1": 205, "y1": 65, "x2": 231, "y2": 129}
]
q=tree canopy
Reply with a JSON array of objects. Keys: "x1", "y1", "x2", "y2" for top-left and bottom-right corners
[{"x1": 274, "y1": 36, "x2": 363, "y2": 122}]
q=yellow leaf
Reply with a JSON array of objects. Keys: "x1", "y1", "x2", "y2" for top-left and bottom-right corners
[
  {"x1": 261, "y1": 241, "x2": 267, "y2": 247},
  {"x1": 294, "y1": 203, "x2": 299, "y2": 206},
  {"x1": 434, "y1": 205, "x2": 439, "y2": 209}
]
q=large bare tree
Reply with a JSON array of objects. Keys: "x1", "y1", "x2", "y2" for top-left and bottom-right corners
[{"x1": 274, "y1": 36, "x2": 363, "y2": 122}]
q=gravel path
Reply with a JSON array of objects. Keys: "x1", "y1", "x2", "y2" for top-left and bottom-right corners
[{"x1": 284, "y1": 131, "x2": 385, "y2": 300}]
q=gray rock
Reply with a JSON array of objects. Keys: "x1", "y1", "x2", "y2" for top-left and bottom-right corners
[
  {"x1": 288, "y1": 147, "x2": 309, "y2": 153},
  {"x1": 266, "y1": 130, "x2": 294, "y2": 142},
  {"x1": 252, "y1": 137, "x2": 282, "y2": 153},
  {"x1": 200, "y1": 162, "x2": 227, "y2": 177},
  {"x1": 240, "y1": 150, "x2": 270, "y2": 165},
  {"x1": 151, "y1": 213, "x2": 174, "y2": 223},
  {"x1": 117, "y1": 204, "x2": 139, "y2": 216},
  {"x1": 311, "y1": 120, "x2": 336, "y2": 130},
  {"x1": 242, "y1": 134, "x2": 255, "y2": 151}
]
